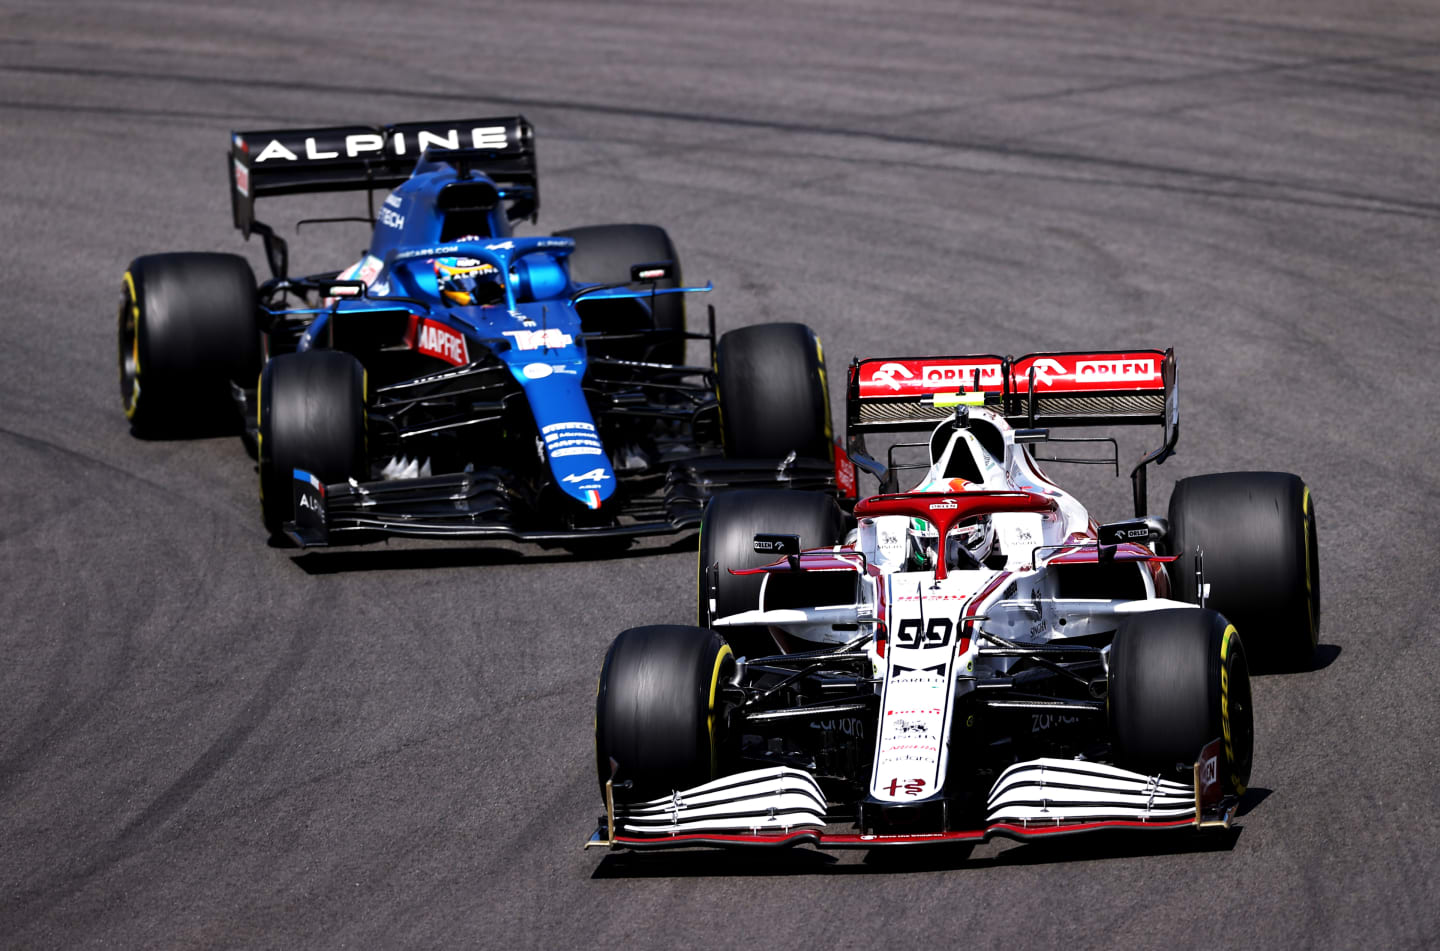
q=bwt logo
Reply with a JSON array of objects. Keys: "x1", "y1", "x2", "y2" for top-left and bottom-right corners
[{"x1": 1076, "y1": 359, "x2": 1157, "y2": 381}]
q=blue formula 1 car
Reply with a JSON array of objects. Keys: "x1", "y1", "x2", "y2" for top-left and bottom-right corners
[{"x1": 116, "y1": 116, "x2": 838, "y2": 548}]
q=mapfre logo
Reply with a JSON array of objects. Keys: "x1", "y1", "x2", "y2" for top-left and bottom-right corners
[
  {"x1": 253, "y1": 126, "x2": 509, "y2": 163},
  {"x1": 416, "y1": 320, "x2": 469, "y2": 366}
]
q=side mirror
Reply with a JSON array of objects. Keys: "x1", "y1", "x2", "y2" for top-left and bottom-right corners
[
  {"x1": 630, "y1": 260, "x2": 675, "y2": 283},
  {"x1": 1097, "y1": 516, "x2": 1169, "y2": 546},
  {"x1": 319, "y1": 280, "x2": 367, "y2": 300},
  {"x1": 1013, "y1": 428, "x2": 1050, "y2": 444},
  {"x1": 753, "y1": 533, "x2": 801, "y2": 570}
]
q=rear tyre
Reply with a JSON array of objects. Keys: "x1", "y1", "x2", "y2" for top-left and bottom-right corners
[
  {"x1": 594, "y1": 625, "x2": 734, "y2": 803},
  {"x1": 715, "y1": 322, "x2": 832, "y2": 462},
  {"x1": 118, "y1": 252, "x2": 259, "y2": 434},
  {"x1": 1167, "y1": 471, "x2": 1319, "y2": 672},
  {"x1": 257, "y1": 351, "x2": 368, "y2": 540},
  {"x1": 1109, "y1": 608, "x2": 1253, "y2": 794},
  {"x1": 556, "y1": 223, "x2": 685, "y2": 364},
  {"x1": 697, "y1": 489, "x2": 845, "y2": 657}
]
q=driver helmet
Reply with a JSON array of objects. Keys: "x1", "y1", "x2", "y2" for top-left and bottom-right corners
[
  {"x1": 903, "y1": 478, "x2": 997, "y2": 571},
  {"x1": 434, "y1": 256, "x2": 503, "y2": 306}
]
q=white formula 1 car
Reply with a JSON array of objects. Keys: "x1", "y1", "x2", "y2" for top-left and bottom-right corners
[{"x1": 588, "y1": 348, "x2": 1320, "y2": 852}]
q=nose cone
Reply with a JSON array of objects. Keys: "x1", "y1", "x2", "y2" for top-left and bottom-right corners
[{"x1": 512, "y1": 364, "x2": 616, "y2": 509}]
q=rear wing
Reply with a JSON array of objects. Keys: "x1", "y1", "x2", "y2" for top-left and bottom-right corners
[
  {"x1": 229, "y1": 116, "x2": 536, "y2": 277},
  {"x1": 845, "y1": 349, "x2": 1178, "y2": 516}
]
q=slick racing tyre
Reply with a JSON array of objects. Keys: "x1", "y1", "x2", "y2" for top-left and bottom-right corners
[
  {"x1": 1109, "y1": 608, "x2": 1253, "y2": 794},
  {"x1": 257, "y1": 351, "x2": 367, "y2": 541},
  {"x1": 118, "y1": 252, "x2": 259, "y2": 434},
  {"x1": 715, "y1": 322, "x2": 833, "y2": 462},
  {"x1": 697, "y1": 489, "x2": 845, "y2": 657},
  {"x1": 557, "y1": 223, "x2": 685, "y2": 364},
  {"x1": 1167, "y1": 471, "x2": 1320, "y2": 672},
  {"x1": 595, "y1": 625, "x2": 734, "y2": 803}
]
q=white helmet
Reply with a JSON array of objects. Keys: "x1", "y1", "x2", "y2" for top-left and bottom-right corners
[{"x1": 903, "y1": 478, "x2": 996, "y2": 571}]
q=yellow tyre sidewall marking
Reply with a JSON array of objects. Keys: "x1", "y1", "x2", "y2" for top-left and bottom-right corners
[
  {"x1": 1219, "y1": 623, "x2": 1246, "y2": 795},
  {"x1": 707, "y1": 643, "x2": 734, "y2": 779},
  {"x1": 1302, "y1": 486, "x2": 1317, "y2": 648},
  {"x1": 256, "y1": 367, "x2": 266, "y2": 504},
  {"x1": 814, "y1": 332, "x2": 833, "y2": 451},
  {"x1": 120, "y1": 271, "x2": 141, "y2": 419},
  {"x1": 696, "y1": 518, "x2": 705, "y2": 625}
]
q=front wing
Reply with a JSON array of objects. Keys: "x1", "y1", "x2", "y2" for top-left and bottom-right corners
[
  {"x1": 284, "y1": 456, "x2": 835, "y2": 547},
  {"x1": 585, "y1": 744, "x2": 1235, "y2": 852}
]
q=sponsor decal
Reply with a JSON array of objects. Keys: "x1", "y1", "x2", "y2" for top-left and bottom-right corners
[
  {"x1": 416, "y1": 320, "x2": 469, "y2": 366},
  {"x1": 858, "y1": 352, "x2": 1164, "y2": 397},
  {"x1": 521, "y1": 362, "x2": 553, "y2": 380},
  {"x1": 922, "y1": 362, "x2": 1004, "y2": 389},
  {"x1": 868, "y1": 362, "x2": 914, "y2": 392},
  {"x1": 291, "y1": 468, "x2": 325, "y2": 531},
  {"x1": 503, "y1": 328, "x2": 573, "y2": 351},
  {"x1": 1196, "y1": 737, "x2": 1224, "y2": 809},
  {"x1": 562, "y1": 468, "x2": 611, "y2": 484},
  {"x1": 929, "y1": 499, "x2": 958, "y2": 510},
  {"x1": 834, "y1": 444, "x2": 857, "y2": 499},
  {"x1": 1030, "y1": 713, "x2": 1082, "y2": 733},
  {"x1": 233, "y1": 158, "x2": 249, "y2": 197},
  {"x1": 542, "y1": 421, "x2": 604, "y2": 458},
  {"x1": 252, "y1": 126, "x2": 509, "y2": 163},
  {"x1": 882, "y1": 778, "x2": 928, "y2": 797},
  {"x1": 894, "y1": 718, "x2": 928, "y2": 735},
  {"x1": 379, "y1": 207, "x2": 405, "y2": 230},
  {"x1": 810, "y1": 717, "x2": 865, "y2": 738},
  {"x1": 1076, "y1": 358, "x2": 1157, "y2": 382},
  {"x1": 384, "y1": 193, "x2": 403, "y2": 209},
  {"x1": 484, "y1": 240, "x2": 515, "y2": 251}
]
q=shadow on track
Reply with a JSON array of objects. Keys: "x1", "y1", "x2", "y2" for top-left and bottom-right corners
[
  {"x1": 290, "y1": 534, "x2": 697, "y2": 575},
  {"x1": 590, "y1": 827, "x2": 1243, "y2": 879}
]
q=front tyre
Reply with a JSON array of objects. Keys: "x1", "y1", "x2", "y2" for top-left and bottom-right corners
[
  {"x1": 1109, "y1": 608, "x2": 1253, "y2": 794},
  {"x1": 118, "y1": 252, "x2": 259, "y2": 434},
  {"x1": 1167, "y1": 471, "x2": 1320, "y2": 671},
  {"x1": 257, "y1": 351, "x2": 368, "y2": 541},
  {"x1": 697, "y1": 489, "x2": 845, "y2": 656},
  {"x1": 594, "y1": 625, "x2": 734, "y2": 803}
]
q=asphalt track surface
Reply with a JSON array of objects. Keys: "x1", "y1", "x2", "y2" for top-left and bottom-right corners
[{"x1": 2, "y1": 1, "x2": 1438, "y2": 947}]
